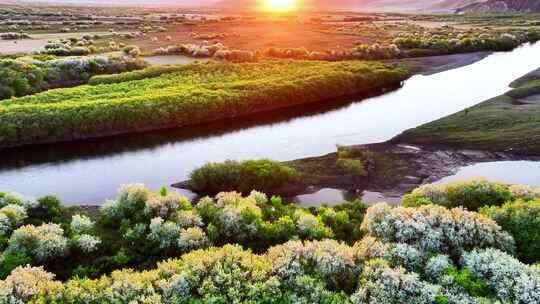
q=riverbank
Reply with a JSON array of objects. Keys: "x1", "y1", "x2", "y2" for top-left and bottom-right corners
[
  {"x1": 395, "y1": 76, "x2": 540, "y2": 155},
  {"x1": 278, "y1": 66, "x2": 540, "y2": 200},
  {"x1": 174, "y1": 143, "x2": 538, "y2": 202},
  {"x1": 174, "y1": 63, "x2": 540, "y2": 201}
]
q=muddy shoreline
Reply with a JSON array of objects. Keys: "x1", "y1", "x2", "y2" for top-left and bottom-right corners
[{"x1": 173, "y1": 142, "x2": 540, "y2": 203}]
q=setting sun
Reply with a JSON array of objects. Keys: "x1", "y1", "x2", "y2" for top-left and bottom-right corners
[{"x1": 264, "y1": 0, "x2": 298, "y2": 12}]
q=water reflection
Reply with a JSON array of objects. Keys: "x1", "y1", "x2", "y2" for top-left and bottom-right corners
[
  {"x1": 293, "y1": 188, "x2": 401, "y2": 207},
  {"x1": 436, "y1": 161, "x2": 540, "y2": 186}
]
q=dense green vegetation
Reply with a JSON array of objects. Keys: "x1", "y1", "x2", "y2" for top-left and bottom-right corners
[
  {"x1": 335, "y1": 145, "x2": 369, "y2": 179},
  {"x1": 481, "y1": 199, "x2": 540, "y2": 264},
  {"x1": 2, "y1": 178, "x2": 540, "y2": 303},
  {"x1": 189, "y1": 159, "x2": 299, "y2": 194},
  {"x1": 0, "y1": 60, "x2": 408, "y2": 148},
  {"x1": 403, "y1": 178, "x2": 513, "y2": 210},
  {"x1": 0, "y1": 56, "x2": 147, "y2": 99},
  {"x1": 397, "y1": 78, "x2": 540, "y2": 154}
]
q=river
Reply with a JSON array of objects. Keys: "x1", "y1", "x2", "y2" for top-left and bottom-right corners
[{"x1": 1, "y1": 42, "x2": 540, "y2": 205}]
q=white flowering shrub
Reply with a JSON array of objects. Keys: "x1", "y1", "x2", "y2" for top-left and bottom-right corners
[
  {"x1": 0, "y1": 213, "x2": 10, "y2": 237},
  {"x1": 352, "y1": 236, "x2": 389, "y2": 263},
  {"x1": 106, "y1": 269, "x2": 162, "y2": 303},
  {"x1": 462, "y1": 248, "x2": 540, "y2": 303},
  {"x1": 101, "y1": 184, "x2": 151, "y2": 220},
  {"x1": 123, "y1": 222, "x2": 147, "y2": 241},
  {"x1": 0, "y1": 265, "x2": 58, "y2": 303},
  {"x1": 177, "y1": 227, "x2": 209, "y2": 252},
  {"x1": 147, "y1": 217, "x2": 181, "y2": 250},
  {"x1": 285, "y1": 275, "x2": 350, "y2": 304},
  {"x1": 70, "y1": 214, "x2": 94, "y2": 234},
  {"x1": 361, "y1": 203, "x2": 515, "y2": 259},
  {"x1": 161, "y1": 244, "x2": 276, "y2": 304},
  {"x1": 424, "y1": 255, "x2": 454, "y2": 281},
  {"x1": 144, "y1": 192, "x2": 189, "y2": 219},
  {"x1": 384, "y1": 243, "x2": 426, "y2": 272},
  {"x1": 75, "y1": 234, "x2": 101, "y2": 253},
  {"x1": 215, "y1": 191, "x2": 244, "y2": 207},
  {"x1": 295, "y1": 210, "x2": 333, "y2": 240},
  {"x1": 0, "y1": 205, "x2": 27, "y2": 236},
  {"x1": 509, "y1": 184, "x2": 540, "y2": 201},
  {"x1": 268, "y1": 239, "x2": 358, "y2": 292},
  {"x1": 5, "y1": 223, "x2": 68, "y2": 262},
  {"x1": 248, "y1": 190, "x2": 268, "y2": 205},
  {"x1": 212, "y1": 192, "x2": 262, "y2": 241},
  {"x1": 177, "y1": 210, "x2": 203, "y2": 228},
  {"x1": 351, "y1": 259, "x2": 440, "y2": 304},
  {"x1": 402, "y1": 183, "x2": 449, "y2": 207}
]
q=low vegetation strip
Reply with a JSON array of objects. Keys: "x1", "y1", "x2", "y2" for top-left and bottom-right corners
[
  {"x1": 395, "y1": 78, "x2": 540, "y2": 155},
  {"x1": 189, "y1": 159, "x2": 299, "y2": 195},
  {"x1": 87, "y1": 64, "x2": 190, "y2": 85},
  {"x1": 0, "y1": 60, "x2": 408, "y2": 148}
]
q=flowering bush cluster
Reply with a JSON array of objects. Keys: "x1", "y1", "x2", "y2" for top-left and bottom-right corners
[
  {"x1": 2, "y1": 179, "x2": 540, "y2": 302},
  {"x1": 392, "y1": 26, "x2": 540, "y2": 55},
  {"x1": 4, "y1": 230, "x2": 538, "y2": 303},
  {"x1": 361, "y1": 203, "x2": 515, "y2": 259},
  {"x1": 0, "y1": 55, "x2": 147, "y2": 100},
  {"x1": 402, "y1": 178, "x2": 539, "y2": 210},
  {"x1": 3, "y1": 223, "x2": 68, "y2": 263}
]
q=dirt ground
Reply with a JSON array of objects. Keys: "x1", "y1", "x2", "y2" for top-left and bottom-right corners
[{"x1": 132, "y1": 21, "x2": 363, "y2": 52}]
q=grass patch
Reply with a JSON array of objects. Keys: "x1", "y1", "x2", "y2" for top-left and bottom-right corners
[{"x1": 396, "y1": 79, "x2": 540, "y2": 154}]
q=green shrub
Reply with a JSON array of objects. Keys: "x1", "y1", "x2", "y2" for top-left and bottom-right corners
[
  {"x1": 189, "y1": 159, "x2": 299, "y2": 194},
  {"x1": 0, "y1": 56, "x2": 147, "y2": 100},
  {"x1": 335, "y1": 145, "x2": 368, "y2": 178},
  {"x1": 26, "y1": 195, "x2": 64, "y2": 225},
  {"x1": 447, "y1": 268, "x2": 489, "y2": 297},
  {"x1": 481, "y1": 199, "x2": 540, "y2": 263},
  {"x1": 0, "y1": 251, "x2": 31, "y2": 279},
  {"x1": 403, "y1": 178, "x2": 512, "y2": 210},
  {"x1": 336, "y1": 158, "x2": 366, "y2": 178},
  {"x1": 444, "y1": 179, "x2": 512, "y2": 210},
  {"x1": 0, "y1": 59, "x2": 46, "y2": 99}
]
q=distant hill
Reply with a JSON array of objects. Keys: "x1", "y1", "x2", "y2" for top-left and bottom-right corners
[
  {"x1": 7, "y1": 0, "x2": 540, "y2": 13},
  {"x1": 456, "y1": 0, "x2": 540, "y2": 13},
  {"x1": 357, "y1": 0, "x2": 488, "y2": 12}
]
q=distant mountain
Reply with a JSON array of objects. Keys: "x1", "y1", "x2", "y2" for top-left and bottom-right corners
[
  {"x1": 357, "y1": 0, "x2": 487, "y2": 12},
  {"x1": 456, "y1": 0, "x2": 540, "y2": 13}
]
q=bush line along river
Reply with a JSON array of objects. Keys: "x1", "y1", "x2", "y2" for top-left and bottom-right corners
[{"x1": 1, "y1": 42, "x2": 540, "y2": 205}]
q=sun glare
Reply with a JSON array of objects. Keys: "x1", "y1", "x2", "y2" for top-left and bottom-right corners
[{"x1": 264, "y1": 0, "x2": 297, "y2": 12}]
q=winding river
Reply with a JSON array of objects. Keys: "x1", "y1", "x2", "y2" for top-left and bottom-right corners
[{"x1": 1, "y1": 42, "x2": 540, "y2": 205}]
